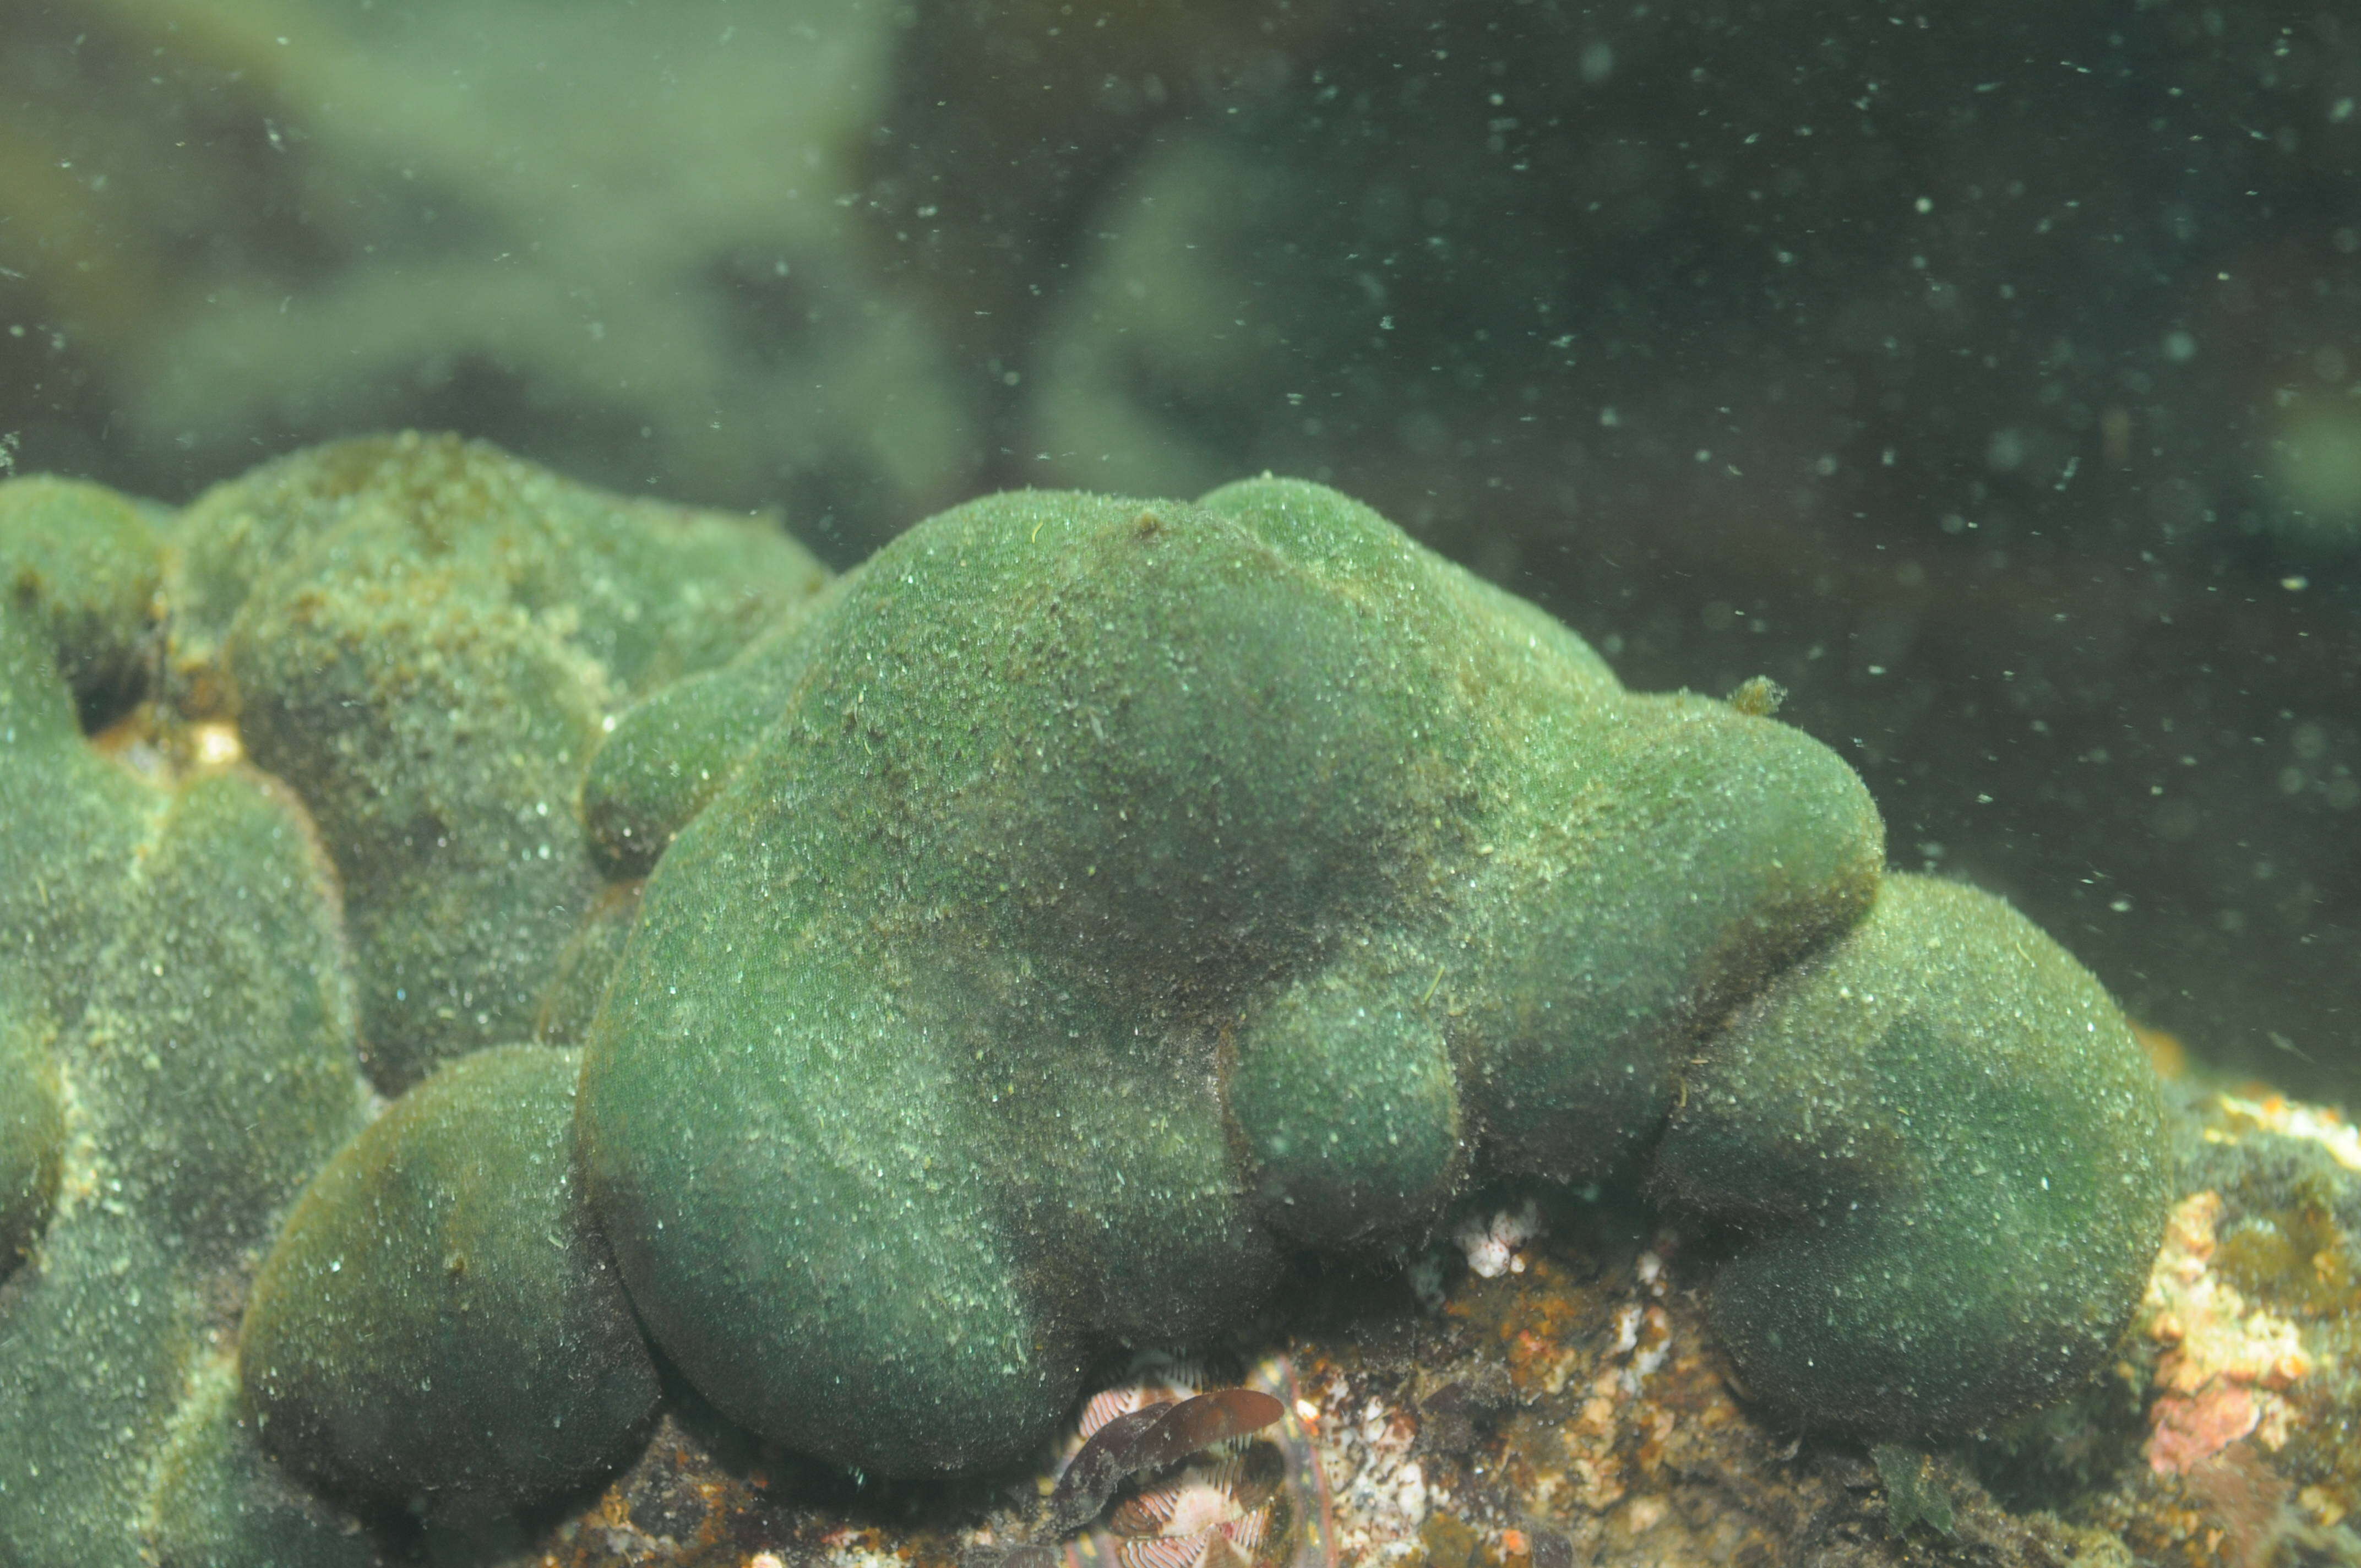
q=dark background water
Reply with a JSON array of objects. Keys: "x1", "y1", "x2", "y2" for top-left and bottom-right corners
[{"x1": 3, "y1": 0, "x2": 2354, "y2": 1099}]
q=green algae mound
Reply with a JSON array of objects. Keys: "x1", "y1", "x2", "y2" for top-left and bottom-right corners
[
  {"x1": 0, "y1": 443, "x2": 2170, "y2": 1560},
  {"x1": 241, "y1": 1044, "x2": 657, "y2": 1516},
  {"x1": 0, "y1": 440, "x2": 820, "y2": 1566},
  {"x1": 576, "y1": 475, "x2": 2169, "y2": 1475},
  {"x1": 1654, "y1": 873, "x2": 2173, "y2": 1439},
  {"x1": 2, "y1": 481, "x2": 376, "y2": 1568},
  {"x1": 171, "y1": 432, "x2": 828, "y2": 1091}
]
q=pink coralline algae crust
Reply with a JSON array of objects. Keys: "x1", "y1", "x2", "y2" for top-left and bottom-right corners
[{"x1": 2142, "y1": 1194, "x2": 2317, "y2": 1476}]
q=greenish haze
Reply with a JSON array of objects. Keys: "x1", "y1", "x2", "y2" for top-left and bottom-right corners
[{"x1": 241, "y1": 1044, "x2": 657, "y2": 1516}]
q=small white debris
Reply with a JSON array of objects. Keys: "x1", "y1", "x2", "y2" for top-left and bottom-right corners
[{"x1": 1454, "y1": 1199, "x2": 1542, "y2": 1278}]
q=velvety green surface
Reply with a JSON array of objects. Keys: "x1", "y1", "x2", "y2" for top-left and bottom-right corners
[
  {"x1": 0, "y1": 443, "x2": 818, "y2": 1563},
  {"x1": 1652, "y1": 872, "x2": 2174, "y2": 1441},
  {"x1": 241, "y1": 1044, "x2": 657, "y2": 1515},
  {"x1": 0, "y1": 1000, "x2": 60, "y2": 1278},
  {"x1": 531, "y1": 880, "x2": 645, "y2": 1047},
  {"x1": 581, "y1": 589, "x2": 844, "y2": 877},
  {"x1": 0, "y1": 446, "x2": 2173, "y2": 1559},
  {"x1": 0, "y1": 475, "x2": 376, "y2": 1566},
  {"x1": 0, "y1": 763, "x2": 374, "y2": 1568},
  {"x1": 0, "y1": 475, "x2": 164, "y2": 720},
  {"x1": 577, "y1": 476, "x2": 2069, "y2": 1478},
  {"x1": 173, "y1": 432, "x2": 828, "y2": 1090},
  {"x1": 149, "y1": 1357, "x2": 382, "y2": 1568}
]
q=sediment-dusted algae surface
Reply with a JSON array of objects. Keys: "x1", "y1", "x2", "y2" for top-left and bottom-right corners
[{"x1": 0, "y1": 434, "x2": 2169, "y2": 1565}]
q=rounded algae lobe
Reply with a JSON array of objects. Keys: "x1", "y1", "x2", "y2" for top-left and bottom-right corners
[
  {"x1": 0, "y1": 447, "x2": 2175, "y2": 1559},
  {"x1": 1652, "y1": 873, "x2": 2173, "y2": 1440},
  {"x1": 0, "y1": 761, "x2": 376, "y2": 1565},
  {"x1": 95, "y1": 770, "x2": 372, "y2": 1260},
  {"x1": 1230, "y1": 951, "x2": 1464, "y2": 1246},
  {"x1": 580, "y1": 582, "x2": 848, "y2": 877},
  {"x1": 148, "y1": 1352, "x2": 383, "y2": 1568},
  {"x1": 0, "y1": 474, "x2": 166, "y2": 721},
  {"x1": 241, "y1": 1044, "x2": 659, "y2": 1515},
  {"x1": 172, "y1": 431, "x2": 829, "y2": 1091}
]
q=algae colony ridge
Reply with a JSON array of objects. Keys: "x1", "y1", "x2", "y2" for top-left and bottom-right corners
[{"x1": 1, "y1": 434, "x2": 2172, "y2": 1563}]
